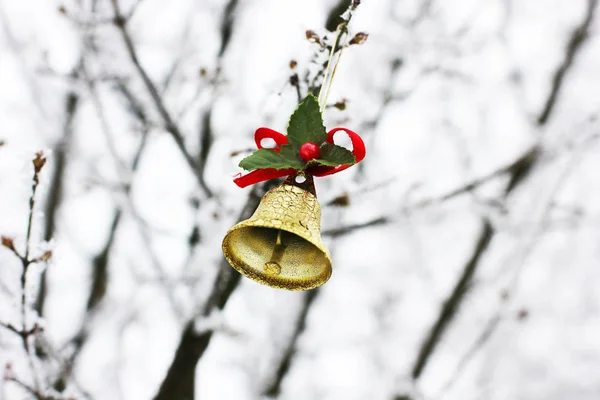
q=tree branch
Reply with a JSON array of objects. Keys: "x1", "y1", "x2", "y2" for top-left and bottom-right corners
[
  {"x1": 325, "y1": 0, "x2": 352, "y2": 32},
  {"x1": 506, "y1": 0, "x2": 597, "y2": 193},
  {"x1": 262, "y1": 289, "x2": 319, "y2": 397},
  {"x1": 537, "y1": 0, "x2": 598, "y2": 125},
  {"x1": 403, "y1": 0, "x2": 598, "y2": 388},
  {"x1": 52, "y1": 82, "x2": 156, "y2": 392},
  {"x1": 1, "y1": 153, "x2": 48, "y2": 395},
  {"x1": 35, "y1": 92, "x2": 79, "y2": 317},
  {"x1": 108, "y1": 0, "x2": 212, "y2": 197},
  {"x1": 153, "y1": 181, "x2": 269, "y2": 400},
  {"x1": 411, "y1": 220, "x2": 494, "y2": 379},
  {"x1": 410, "y1": 146, "x2": 540, "y2": 209},
  {"x1": 322, "y1": 217, "x2": 390, "y2": 237},
  {"x1": 218, "y1": 0, "x2": 239, "y2": 57}
]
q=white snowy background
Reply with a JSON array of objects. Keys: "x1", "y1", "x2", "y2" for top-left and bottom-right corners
[{"x1": 1, "y1": 0, "x2": 599, "y2": 399}]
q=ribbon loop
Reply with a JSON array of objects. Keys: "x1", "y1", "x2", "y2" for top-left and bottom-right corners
[
  {"x1": 308, "y1": 127, "x2": 366, "y2": 177},
  {"x1": 255, "y1": 127, "x2": 288, "y2": 152}
]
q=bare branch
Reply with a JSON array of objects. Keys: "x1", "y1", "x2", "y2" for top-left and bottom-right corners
[
  {"x1": 505, "y1": 0, "x2": 597, "y2": 193},
  {"x1": 5, "y1": 376, "x2": 45, "y2": 400},
  {"x1": 195, "y1": 0, "x2": 241, "y2": 198},
  {"x1": 0, "y1": 321, "x2": 23, "y2": 336},
  {"x1": 35, "y1": 92, "x2": 79, "y2": 317},
  {"x1": 52, "y1": 98, "x2": 163, "y2": 392},
  {"x1": 402, "y1": 1, "x2": 598, "y2": 389},
  {"x1": 196, "y1": 111, "x2": 214, "y2": 196},
  {"x1": 108, "y1": 0, "x2": 212, "y2": 197},
  {"x1": 152, "y1": 185, "x2": 264, "y2": 400},
  {"x1": 435, "y1": 113, "x2": 600, "y2": 398},
  {"x1": 437, "y1": 314, "x2": 501, "y2": 396},
  {"x1": 218, "y1": 0, "x2": 239, "y2": 57},
  {"x1": 537, "y1": 0, "x2": 598, "y2": 125},
  {"x1": 0, "y1": 152, "x2": 49, "y2": 396},
  {"x1": 322, "y1": 217, "x2": 390, "y2": 237},
  {"x1": 262, "y1": 290, "x2": 319, "y2": 397},
  {"x1": 325, "y1": 0, "x2": 351, "y2": 32},
  {"x1": 409, "y1": 146, "x2": 540, "y2": 209},
  {"x1": 411, "y1": 220, "x2": 494, "y2": 379}
]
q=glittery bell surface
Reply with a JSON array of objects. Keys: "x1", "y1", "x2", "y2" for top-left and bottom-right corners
[{"x1": 222, "y1": 175, "x2": 332, "y2": 290}]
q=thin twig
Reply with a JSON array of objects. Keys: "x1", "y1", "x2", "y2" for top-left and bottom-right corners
[
  {"x1": 318, "y1": 3, "x2": 358, "y2": 111},
  {"x1": 152, "y1": 184, "x2": 266, "y2": 400},
  {"x1": 325, "y1": 0, "x2": 352, "y2": 32},
  {"x1": 408, "y1": 146, "x2": 539, "y2": 209},
  {"x1": 322, "y1": 217, "x2": 390, "y2": 237},
  {"x1": 537, "y1": 0, "x2": 598, "y2": 125},
  {"x1": 81, "y1": 61, "x2": 129, "y2": 175},
  {"x1": 218, "y1": 0, "x2": 239, "y2": 57},
  {"x1": 436, "y1": 314, "x2": 500, "y2": 396},
  {"x1": 438, "y1": 109, "x2": 599, "y2": 399},
  {"x1": 404, "y1": 0, "x2": 598, "y2": 389},
  {"x1": 5, "y1": 377, "x2": 44, "y2": 400},
  {"x1": 262, "y1": 290, "x2": 319, "y2": 397},
  {"x1": 108, "y1": 0, "x2": 212, "y2": 196},
  {"x1": 411, "y1": 220, "x2": 494, "y2": 379},
  {"x1": 53, "y1": 106, "x2": 178, "y2": 391},
  {"x1": 35, "y1": 91, "x2": 79, "y2": 316},
  {"x1": 18, "y1": 153, "x2": 47, "y2": 394},
  {"x1": 0, "y1": 321, "x2": 23, "y2": 336}
]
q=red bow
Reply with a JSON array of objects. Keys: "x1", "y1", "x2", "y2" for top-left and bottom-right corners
[{"x1": 233, "y1": 127, "x2": 366, "y2": 188}]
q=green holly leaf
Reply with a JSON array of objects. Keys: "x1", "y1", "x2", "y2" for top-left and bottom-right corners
[
  {"x1": 287, "y1": 94, "x2": 327, "y2": 150},
  {"x1": 313, "y1": 143, "x2": 356, "y2": 166},
  {"x1": 238, "y1": 149, "x2": 303, "y2": 171},
  {"x1": 279, "y1": 144, "x2": 300, "y2": 164}
]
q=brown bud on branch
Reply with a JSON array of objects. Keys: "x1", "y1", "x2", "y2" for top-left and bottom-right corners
[
  {"x1": 39, "y1": 251, "x2": 52, "y2": 262},
  {"x1": 349, "y1": 32, "x2": 369, "y2": 45},
  {"x1": 305, "y1": 30, "x2": 323, "y2": 46},
  {"x1": 333, "y1": 99, "x2": 347, "y2": 110},
  {"x1": 32, "y1": 152, "x2": 46, "y2": 174},
  {"x1": 327, "y1": 193, "x2": 350, "y2": 207},
  {"x1": 1, "y1": 236, "x2": 15, "y2": 251}
]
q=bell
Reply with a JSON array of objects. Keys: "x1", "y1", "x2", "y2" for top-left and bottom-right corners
[{"x1": 222, "y1": 175, "x2": 332, "y2": 290}]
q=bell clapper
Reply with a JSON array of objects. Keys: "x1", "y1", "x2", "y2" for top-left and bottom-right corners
[{"x1": 264, "y1": 230, "x2": 286, "y2": 275}]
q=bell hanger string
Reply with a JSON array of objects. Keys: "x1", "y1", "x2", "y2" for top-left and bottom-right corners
[{"x1": 318, "y1": 7, "x2": 357, "y2": 113}]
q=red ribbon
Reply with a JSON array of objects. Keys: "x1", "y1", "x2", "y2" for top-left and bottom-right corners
[{"x1": 233, "y1": 127, "x2": 366, "y2": 188}]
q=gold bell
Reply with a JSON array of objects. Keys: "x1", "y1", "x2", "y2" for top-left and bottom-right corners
[{"x1": 222, "y1": 175, "x2": 332, "y2": 290}]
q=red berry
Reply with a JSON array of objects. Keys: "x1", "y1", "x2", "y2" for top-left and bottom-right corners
[{"x1": 299, "y1": 142, "x2": 321, "y2": 161}]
